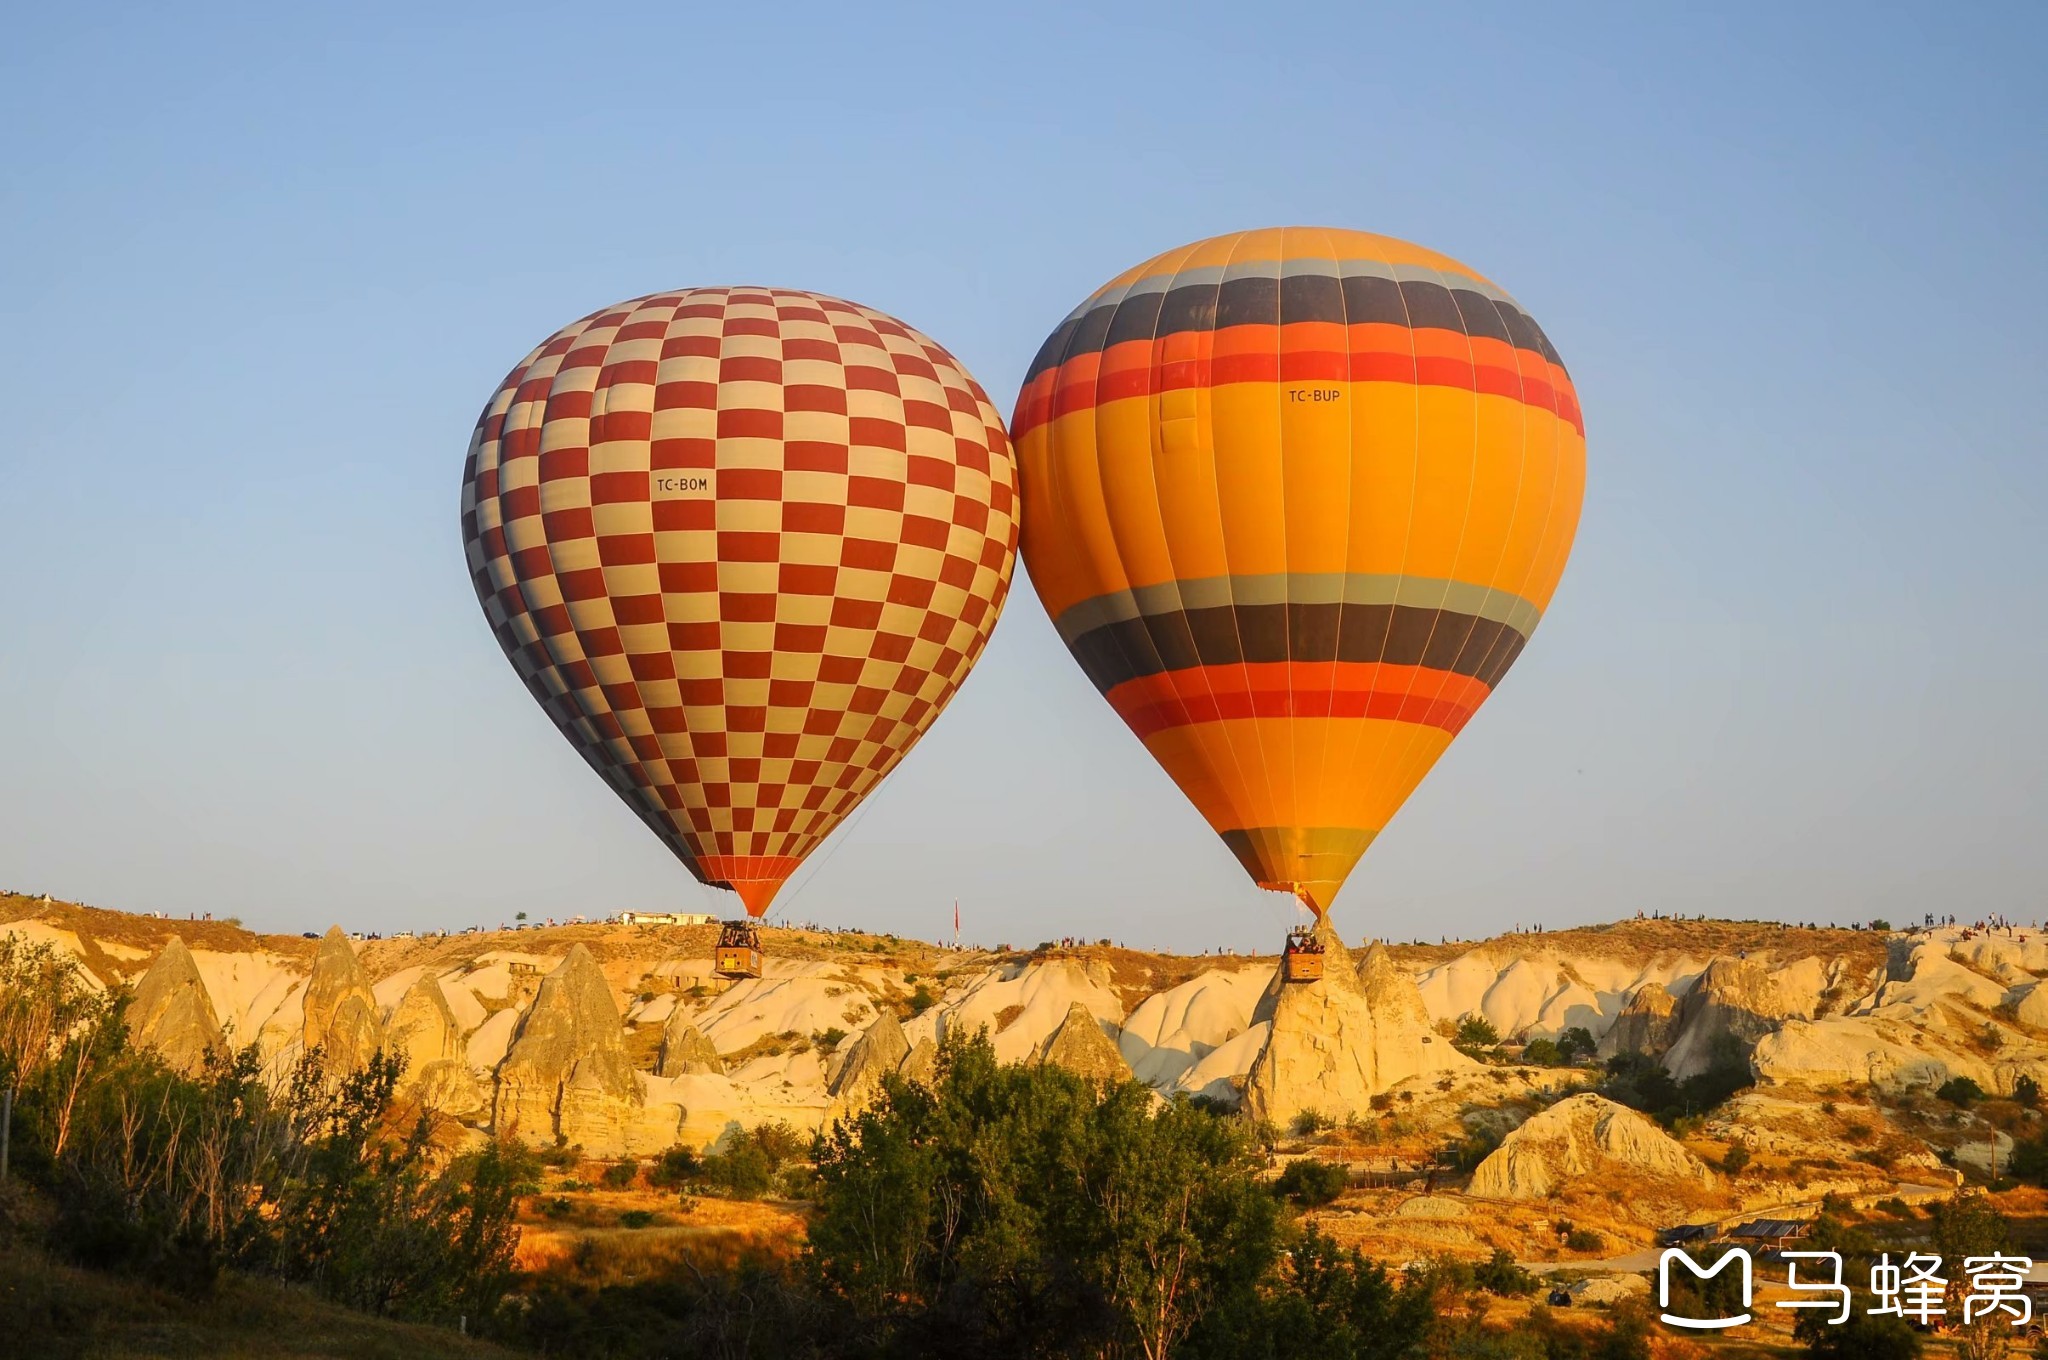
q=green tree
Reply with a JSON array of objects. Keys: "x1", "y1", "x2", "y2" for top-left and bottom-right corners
[
  {"x1": 1938, "y1": 1076, "x2": 1987, "y2": 1107},
  {"x1": 1455, "y1": 1015, "x2": 1499, "y2": 1048},
  {"x1": 1274, "y1": 1158, "x2": 1347, "y2": 1207}
]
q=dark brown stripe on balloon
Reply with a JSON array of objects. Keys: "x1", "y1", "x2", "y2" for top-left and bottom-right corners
[
  {"x1": 1025, "y1": 276, "x2": 1563, "y2": 384},
  {"x1": 1065, "y1": 601, "x2": 1528, "y2": 695}
]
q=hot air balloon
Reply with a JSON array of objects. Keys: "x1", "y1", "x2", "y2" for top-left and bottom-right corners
[
  {"x1": 463, "y1": 288, "x2": 1017, "y2": 971},
  {"x1": 1013, "y1": 228, "x2": 1582, "y2": 960}
]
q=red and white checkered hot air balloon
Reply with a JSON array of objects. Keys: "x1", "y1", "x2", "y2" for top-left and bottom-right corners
[{"x1": 461, "y1": 288, "x2": 1018, "y2": 918}]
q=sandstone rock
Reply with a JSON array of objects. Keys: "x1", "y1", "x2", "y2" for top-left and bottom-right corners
[
  {"x1": 657, "y1": 1017, "x2": 725, "y2": 1077},
  {"x1": 1664, "y1": 957, "x2": 1807, "y2": 1079},
  {"x1": 386, "y1": 973, "x2": 463, "y2": 1085},
  {"x1": 1241, "y1": 922, "x2": 1470, "y2": 1128},
  {"x1": 304, "y1": 926, "x2": 383, "y2": 1074},
  {"x1": 900, "y1": 1036, "x2": 938, "y2": 1087},
  {"x1": 1599, "y1": 983, "x2": 1678, "y2": 1057},
  {"x1": 1037, "y1": 1001, "x2": 1134, "y2": 1082},
  {"x1": 824, "y1": 1010, "x2": 911, "y2": 1124},
  {"x1": 128, "y1": 936, "x2": 225, "y2": 1074},
  {"x1": 493, "y1": 944, "x2": 641, "y2": 1151},
  {"x1": 2016, "y1": 982, "x2": 2048, "y2": 1030},
  {"x1": 1469, "y1": 1093, "x2": 1715, "y2": 1200},
  {"x1": 1570, "y1": 1275, "x2": 1651, "y2": 1305}
]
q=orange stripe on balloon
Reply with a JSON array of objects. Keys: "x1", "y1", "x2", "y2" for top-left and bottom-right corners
[{"x1": 1105, "y1": 661, "x2": 1490, "y2": 739}]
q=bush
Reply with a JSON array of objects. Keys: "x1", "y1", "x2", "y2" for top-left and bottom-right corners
[
  {"x1": 1455, "y1": 1015, "x2": 1500, "y2": 1048},
  {"x1": 814, "y1": 1026, "x2": 848, "y2": 1052},
  {"x1": 1565, "y1": 1228, "x2": 1604, "y2": 1252},
  {"x1": 700, "y1": 1138, "x2": 775, "y2": 1200},
  {"x1": 647, "y1": 1145, "x2": 701, "y2": 1188},
  {"x1": 2014, "y1": 1074, "x2": 2040, "y2": 1108},
  {"x1": 1558, "y1": 1026, "x2": 1598, "y2": 1063},
  {"x1": 1721, "y1": 1142, "x2": 1752, "y2": 1174},
  {"x1": 1937, "y1": 1076, "x2": 1986, "y2": 1107},
  {"x1": 1522, "y1": 1037, "x2": 1562, "y2": 1066},
  {"x1": 600, "y1": 1158, "x2": 639, "y2": 1189},
  {"x1": 1274, "y1": 1158, "x2": 1348, "y2": 1207},
  {"x1": 750, "y1": 1121, "x2": 809, "y2": 1169},
  {"x1": 618, "y1": 1209, "x2": 655, "y2": 1229},
  {"x1": 1289, "y1": 1109, "x2": 1332, "y2": 1137},
  {"x1": 1471, "y1": 1247, "x2": 1537, "y2": 1296},
  {"x1": 905, "y1": 983, "x2": 938, "y2": 1016}
]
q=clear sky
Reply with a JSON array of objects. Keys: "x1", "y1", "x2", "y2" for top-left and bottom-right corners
[{"x1": 2, "y1": 3, "x2": 2043, "y2": 950}]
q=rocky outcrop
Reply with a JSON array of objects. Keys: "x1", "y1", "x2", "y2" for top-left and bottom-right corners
[
  {"x1": 1600, "y1": 983, "x2": 1679, "y2": 1057},
  {"x1": 1037, "y1": 1002, "x2": 1133, "y2": 1082},
  {"x1": 1664, "y1": 957, "x2": 1807, "y2": 1079},
  {"x1": 2016, "y1": 982, "x2": 2048, "y2": 1031},
  {"x1": 385, "y1": 972, "x2": 483, "y2": 1115},
  {"x1": 494, "y1": 945, "x2": 644, "y2": 1149},
  {"x1": 824, "y1": 1011, "x2": 911, "y2": 1125},
  {"x1": 128, "y1": 936, "x2": 224, "y2": 1074},
  {"x1": 304, "y1": 927, "x2": 383, "y2": 1074},
  {"x1": 1469, "y1": 1093, "x2": 1715, "y2": 1200},
  {"x1": 900, "y1": 1036, "x2": 938, "y2": 1087},
  {"x1": 657, "y1": 1017, "x2": 725, "y2": 1077},
  {"x1": 1241, "y1": 923, "x2": 1469, "y2": 1128}
]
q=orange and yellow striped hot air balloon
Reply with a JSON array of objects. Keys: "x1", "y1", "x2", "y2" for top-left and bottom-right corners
[{"x1": 1013, "y1": 228, "x2": 1583, "y2": 921}]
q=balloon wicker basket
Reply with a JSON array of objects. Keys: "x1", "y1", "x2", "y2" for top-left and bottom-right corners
[
  {"x1": 714, "y1": 920, "x2": 764, "y2": 980},
  {"x1": 1282, "y1": 927, "x2": 1325, "y2": 984}
]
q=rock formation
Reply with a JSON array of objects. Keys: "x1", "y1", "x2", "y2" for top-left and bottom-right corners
[
  {"x1": 1241, "y1": 922, "x2": 1468, "y2": 1128},
  {"x1": 385, "y1": 972, "x2": 483, "y2": 1115},
  {"x1": 128, "y1": 936, "x2": 225, "y2": 1074},
  {"x1": 1037, "y1": 1001, "x2": 1134, "y2": 1082},
  {"x1": 2016, "y1": 982, "x2": 2048, "y2": 1031},
  {"x1": 824, "y1": 1010, "x2": 911, "y2": 1125},
  {"x1": 1600, "y1": 983, "x2": 1679, "y2": 1057},
  {"x1": 1663, "y1": 957, "x2": 1807, "y2": 1079},
  {"x1": 1469, "y1": 1093, "x2": 1715, "y2": 1200},
  {"x1": 657, "y1": 1016, "x2": 725, "y2": 1077},
  {"x1": 900, "y1": 1035, "x2": 938, "y2": 1087},
  {"x1": 494, "y1": 945, "x2": 649, "y2": 1149},
  {"x1": 303, "y1": 926, "x2": 383, "y2": 1074}
]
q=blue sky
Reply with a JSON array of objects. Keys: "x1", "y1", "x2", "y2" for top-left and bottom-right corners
[{"x1": 2, "y1": 3, "x2": 2042, "y2": 949}]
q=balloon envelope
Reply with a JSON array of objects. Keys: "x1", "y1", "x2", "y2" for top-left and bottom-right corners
[
  {"x1": 463, "y1": 288, "x2": 1018, "y2": 915},
  {"x1": 1014, "y1": 228, "x2": 1583, "y2": 917}
]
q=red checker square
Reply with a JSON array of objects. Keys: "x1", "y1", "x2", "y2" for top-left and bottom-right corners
[
  {"x1": 584, "y1": 627, "x2": 626, "y2": 658},
  {"x1": 888, "y1": 573, "x2": 937, "y2": 606},
  {"x1": 871, "y1": 631, "x2": 913, "y2": 662},
  {"x1": 611, "y1": 593, "x2": 664, "y2": 625},
  {"x1": 718, "y1": 408, "x2": 782, "y2": 439},
  {"x1": 771, "y1": 806, "x2": 798, "y2": 833},
  {"x1": 655, "y1": 379, "x2": 719, "y2": 409},
  {"x1": 730, "y1": 806, "x2": 756, "y2": 833},
  {"x1": 660, "y1": 333, "x2": 720, "y2": 359},
  {"x1": 778, "y1": 563, "x2": 838, "y2": 595},
  {"x1": 727, "y1": 706, "x2": 767, "y2": 732},
  {"x1": 803, "y1": 708, "x2": 841, "y2": 735},
  {"x1": 538, "y1": 446, "x2": 589, "y2": 481},
  {"x1": 844, "y1": 365, "x2": 899, "y2": 394},
  {"x1": 955, "y1": 439, "x2": 992, "y2": 475},
  {"x1": 648, "y1": 706, "x2": 688, "y2": 734},
  {"x1": 598, "y1": 534, "x2": 657, "y2": 566},
  {"x1": 703, "y1": 781, "x2": 731, "y2": 806},
  {"x1": 991, "y1": 480, "x2": 1015, "y2": 513},
  {"x1": 791, "y1": 759, "x2": 820, "y2": 783},
  {"x1": 654, "y1": 782, "x2": 683, "y2": 809},
  {"x1": 786, "y1": 441, "x2": 850, "y2": 472},
  {"x1": 782, "y1": 337, "x2": 840, "y2": 362},
  {"x1": 720, "y1": 355, "x2": 782, "y2": 383},
  {"x1": 943, "y1": 387, "x2": 979, "y2": 415},
  {"x1": 717, "y1": 531, "x2": 780, "y2": 562},
  {"x1": 604, "y1": 358, "x2": 658, "y2": 385},
  {"x1": 917, "y1": 610, "x2": 955, "y2": 643},
  {"x1": 890, "y1": 665, "x2": 927, "y2": 694},
  {"x1": 768, "y1": 676, "x2": 816, "y2": 706},
  {"x1": 651, "y1": 436, "x2": 715, "y2": 468},
  {"x1": 680, "y1": 677, "x2": 723, "y2": 705},
  {"x1": 833, "y1": 323, "x2": 881, "y2": 347},
  {"x1": 616, "y1": 320, "x2": 667, "y2": 341},
  {"x1": 533, "y1": 604, "x2": 573, "y2": 639},
  {"x1": 599, "y1": 681, "x2": 638, "y2": 712},
  {"x1": 628, "y1": 732, "x2": 662, "y2": 762},
  {"x1": 591, "y1": 470, "x2": 646, "y2": 504},
  {"x1": 869, "y1": 317, "x2": 910, "y2": 340},
  {"x1": 563, "y1": 344, "x2": 609, "y2": 369},
  {"x1": 938, "y1": 551, "x2": 977, "y2": 589},
  {"x1": 721, "y1": 591, "x2": 776, "y2": 623},
  {"x1": 625, "y1": 649, "x2": 675, "y2": 681},
  {"x1": 721, "y1": 468, "x2": 783, "y2": 500},
  {"x1": 693, "y1": 729, "x2": 729, "y2": 756},
  {"x1": 847, "y1": 478, "x2": 904, "y2": 511},
  {"x1": 731, "y1": 757, "x2": 762, "y2": 783},
  {"x1": 764, "y1": 732, "x2": 800, "y2": 759},
  {"x1": 891, "y1": 353, "x2": 939, "y2": 381},
  {"x1": 906, "y1": 454, "x2": 953, "y2": 489},
  {"x1": 653, "y1": 499, "x2": 713, "y2": 531},
  {"x1": 829, "y1": 597, "x2": 883, "y2": 629},
  {"x1": 557, "y1": 566, "x2": 608, "y2": 602},
  {"x1": 849, "y1": 685, "x2": 886, "y2": 714},
  {"x1": 723, "y1": 315, "x2": 779, "y2": 338},
  {"x1": 826, "y1": 737, "x2": 858, "y2": 762},
  {"x1": 772, "y1": 624, "x2": 826, "y2": 653},
  {"x1": 902, "y1": 697, "x2": 933, "y2": 726},
  {"x1": 542, "y1": 506, "x2": 597, "y2": 542},
  {"x1": 801, "y1": 786, "x2": 829, "y2": 810},
  {"x1": 503, "y1": 487, "x2": 541, "y2": 522},
  {"x1": 783, "y1": 501, "x2": 844, "y2": 535},
  {"x1": 686, "y1": 806, "x2": 714, "y2": 834},
  {"x1": 833, "y1": 766, "x2": 862, "y2": 791},
  {"x1": 899, "y1": 515, "x2": 950, "y2": 551},
  {"x1": 659, "y1": 561, "x2": 718, "y2": 593},
  {"x1": 785, "y1": 383, "x2": 847, "y2": 412},
  {"x1": 849, "y1": 416, "x2": 907, "y2": 452},
  {"x1": 903, "y1": 400, "x2": 951, "y2": 432},
  {"x1": 723, "y1": 649, "x2": 773, "y2": 679},
  {"x1": 952, "y1": 496, "x2": 990, "y2": 532}
]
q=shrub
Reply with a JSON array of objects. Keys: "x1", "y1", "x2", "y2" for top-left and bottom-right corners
[
  {"x1": 700, "y1": 1138, "x2": 775, "y2": 1200},
  {"x1": 541, "y1": 1195, "x2": 573, "y2": 1219},
  {"x1": 750, "y1": 1121, "x2": 809, "y2": 1169},
  {"x1": 1522, "y1": 1037, "x2": 1562, "y2": 1066},
  {"x1": 1274, "y1": 1158, "x2": 1348, "y2": 1207},
  {"x1": 814, "y1": 1026, "x2": 848, "y2": 1052},
  {"x1": 2014, "y1": 1074, "x2": 2040, "y2": 1108},
  {"x1": 1455, "y1": 1015, "x2": 1500, "y2": 1048},
  {"x1": 1937, "y1": 1076, "x2": 1986, "y2": 1107},
  {"x1": 618, "y1": 1209, "x2": 655, "y2": 1229},
  {"x1": 1471, "y1": 1247, "x2": 1537, "y2": 1296},
  {"x1": 1558, "y1": 1026, "x2": 1598, "y2": 1062},
  {"x1": 1565, "y1": 1228, "x2": 1603, "y2": 1252},
  {"x1": 1721, "y1": 1142, "x2": 1752, "y2": 1174},
  {"x1": 599, "y1": 1158, "x2": 639, "y2": 1189},
  {"x1": 906, "y1": 983, "x2": 938, "y2": 1016},
  {"x1": 1289, "y1": 1108, "x2": 1332, "y2": 1137},
  {"x1": 647, "y1": 1144, "x2": 701, "y2": 1188}
]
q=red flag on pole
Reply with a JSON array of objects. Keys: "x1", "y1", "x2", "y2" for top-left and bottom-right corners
[{"x1": 953, "y1": 898, "x2": 960, "y2": 948}]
